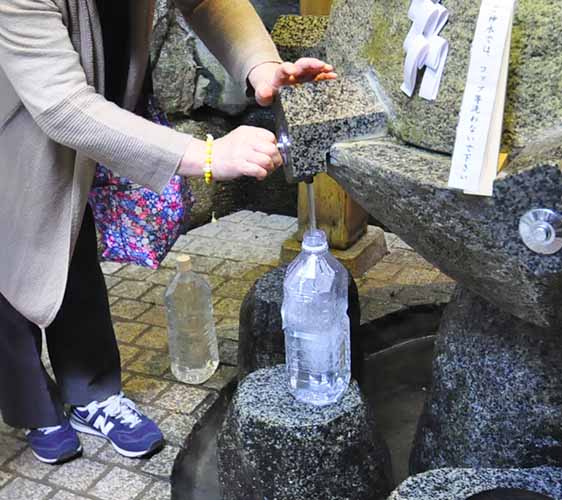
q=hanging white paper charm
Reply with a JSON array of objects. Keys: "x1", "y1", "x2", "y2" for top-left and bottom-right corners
[{"x1": 401, "y1": 0, "x2": 449, "y2": 101}]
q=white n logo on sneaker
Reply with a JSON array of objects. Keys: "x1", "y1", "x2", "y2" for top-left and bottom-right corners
[{"x1": 93, "y1": 416, "x2": 115, "y2": 435}]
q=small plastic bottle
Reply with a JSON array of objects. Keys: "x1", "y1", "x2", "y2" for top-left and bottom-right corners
[
  {"x1": 281, "y1": 229, "x2": 351, "y2": 406},
  {"x1": 164, "y1": 255, "x2": 219, "y2": 384}
]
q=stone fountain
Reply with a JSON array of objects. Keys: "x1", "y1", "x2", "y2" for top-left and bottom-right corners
[{"x1": 245, "y1": 0, "x2": 562, "y2": 498}]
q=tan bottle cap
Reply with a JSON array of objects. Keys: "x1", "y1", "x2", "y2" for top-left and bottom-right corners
[{"x1": 177, "y1": 255, "x2": 192, "y2": 272}]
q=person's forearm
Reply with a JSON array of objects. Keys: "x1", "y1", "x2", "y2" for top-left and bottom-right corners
[
  {"x1": 179, "y1": 138, "x2": 206, "y2": 178},
  {"x1": 176, "y1": 0, "x2": 282, "y2": 88}
]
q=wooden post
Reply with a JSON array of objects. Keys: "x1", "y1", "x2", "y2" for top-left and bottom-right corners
[
  {"x1": 295, "y1": 0, "x2": 370, "y2": 252},
  {"x1": 300, "y1": 0, "x2": 333, "y2": 15}
]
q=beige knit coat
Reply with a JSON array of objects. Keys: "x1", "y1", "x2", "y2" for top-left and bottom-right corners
[{"x1": 0, "y1": 0, "x2": 281, "y2": 328}]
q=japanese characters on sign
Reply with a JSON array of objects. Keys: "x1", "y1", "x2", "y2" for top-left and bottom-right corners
[{"x1": 449, "y1": 0, "x2": 515, "y2": 197}]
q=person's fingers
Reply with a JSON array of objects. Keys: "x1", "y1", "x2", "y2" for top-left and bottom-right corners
[
  {"x1": 249, "y1": 152, "x2": 275, "y2": 172},
  {"x1": 314, "y1": 72, "x2": 338, "y2": 81},
  {"x1": 253, "y1": 141, "x2": 278, "y2": 157},
  {"x1": 294, "y1": 58, "x2": 329, "y2": 72},
  {"x1": 242, "y1": 162, "x2": 269, "y2": 181},
  {"x1": 253, "y1": 142, "x2": 283, "y2": 168},
  {"x1": 251, "y1": 127, "x2": 277, "y2": 144},
  {"x1": 255, "y1": 82, "x2": 275, "y2": 106}
]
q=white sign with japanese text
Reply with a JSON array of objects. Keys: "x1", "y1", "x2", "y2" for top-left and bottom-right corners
[{"x1": 448, "y1": 0, "x2": 515, "y2": 197}]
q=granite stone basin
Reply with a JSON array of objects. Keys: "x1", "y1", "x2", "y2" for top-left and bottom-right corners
[{"x1": 329, "y1": 136, "x2": 562, "y2": 328}]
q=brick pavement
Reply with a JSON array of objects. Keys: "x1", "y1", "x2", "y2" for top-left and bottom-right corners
[{"x1": 0, "y1": 210, "x2": 454, "y2": 499}]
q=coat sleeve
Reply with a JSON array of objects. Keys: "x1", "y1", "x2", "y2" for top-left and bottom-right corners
[
  {"x1": 175, "y1": 0, "x2": 283, "y2": 88},
  {"x1": 0, "y1": 0, "x2": 193, "y2": 193}
]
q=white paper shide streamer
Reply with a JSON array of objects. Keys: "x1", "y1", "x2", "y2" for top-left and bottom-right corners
[{"x1": 401, "y1": 0, "x2": 449, "y2": 101}]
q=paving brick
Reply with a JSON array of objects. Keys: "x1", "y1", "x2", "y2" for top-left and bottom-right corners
[
  {"x1": 138, "y1": 480, "x2": 171, "y2": 500},
  {"x1": 218, "y1": 339, "x2": 239, "y2": 367},
  {"x1": 135, "y1": 327, "x2": 168, "y2": 351},
  {"x1": 213, "y1": 298, "x2": 243, "y2": 319},
  {"x1": 0, "y1": 471, "x2": 13, "y2": 489},
  {"x1": 80, "y1": 434, "x2": 107, "y2": 458},
  {"x1": 6, "y1": 448, "x2": 52, "y2": 480},
  {"x1": 159, "y1": 251, "x2": 183, "y2": 269},
  {"x1": 47, "y1": 458, "x2": 107, "y2": 492},
  {"x1": 123, "y1": 376, "x2": 170, "y2": 404},
  {"x1": 115, "y1": 265, "x2": 155, "y2": 281},
  {"x1": 108, "y1": 295, "x2": 120, "y2": 306},
  {"x1": 0, "y1": 419, "x2": 15, "y2": 436},
  {"x1": 139, "y1": 285, "x2": 166, "y2": 305},
  {"x1": 100, "y1": 262, "x2": 126, "y2": 275},
  {"x1": 188, "y1": 255, "x2": 223, "y2": 274},
  {"x1": 119, "y1": 344, "x2": 141, "y2": 366},
  {"x1": 89, "y1": 467, "x2": 151, "y2": 500},
  {"x1": 242, "y1": 265, "x2": 275, "y2": 282},
  {"x1": 146, "y1": 268, "x2": 175, "y2": 286},
  {"x1": 215, "y1": 280, "x2": 254, "y2": 299},
  {"x1": 216, "y1": 317, "x2": 239, "y2": 341},
  {"x1": 0, "y1": 477, "x2": 52, "y2": 500},
  {"x1": 104, "y1": 275, "x2": 122, "y2": 290},
  {"x1": 197, "y1": 273, "x2": 225, "y2": 291},
  {"x1": 111, "y1": 280, "x2": 153, "y2": 300},
  {"x1": 158, "y1": 413, "x2": 196, "y2": 447},
  {"x1": 155, "y1": 384, "x2": 210, "y2": 414},
  {"x1": 113, "y1": 322, "x2": 148, "y2": 344},
  {"x1": 0, "y1": 435, "x2": 26, "y2": 466},
  {"x1": 95, "y1": 443, "x2": 143, "y2": 469},
  {"x1": 236, "y1": 211, "x2": 268, "y2": 226},
  {"x1": 127, "y1": 350, "x2": 170, "y2": 377},
  {"x1": 203, "y1": 365, "x2": 238, "y2": 391},
  {"x1": 51, "y1": 491, "x2": 91, "y2": 500},
  {"x1": 213, "y1": 259, "x2": 258, "y2": 279},
  {"x1": 137, "y1": 306, "x2": 167, "y2": 327},
  {"x1": 185, "y1": 221, "x2": 224, "y2": 238},
  {"x1": 135, "y1": 404, "x2": 169, "y2": 424},
  {"x1": 140, "y1": 445, "x2": 180, "y2": 478},
  {"x1": 257, "y1": 214, "x2": 297, "y2": 231},
  {"x1": 218, "y1": 210, "x2": 253, "y2": 223},
  {"x1": 111, "y1": 300, "x2": 152, "y2": 321}
]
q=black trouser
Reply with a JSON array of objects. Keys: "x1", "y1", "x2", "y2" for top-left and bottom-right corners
[{"x1": 0, "y1": 207, "x2": 121, "y2": 429}]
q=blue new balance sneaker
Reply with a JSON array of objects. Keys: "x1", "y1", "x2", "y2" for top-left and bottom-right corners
[
  {"x1": 26, "y1": 420, "x2": 82, "y2": 464},
  {"x1": 69, "y1": 392, "x2": 164, "y2": 458}
]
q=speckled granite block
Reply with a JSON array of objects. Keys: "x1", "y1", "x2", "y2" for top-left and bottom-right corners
[
  {"x1": 217, "y1": 366, "x2": 393, "y2": 500},
  {"x1": 271, "y1": 15, "x2": 329, "y2": 62},
  {"x1": 389, "y1": 468, "x2": 562, "y2": 500},
  {"x1": 360, "y1": 0, "x2": 562, "y2": 154},
  {"x1": 275, "y1": 75, "x2": 387, "y2": 183},
  {"x1": 330, "y1": 135, "x2": 562, "y2": 328},
  {"x1": 410, "y1": 287, "x2": 562, "y2": 472},
  {"x1": 324, "y1": 0, "x2": 377, "y2": 74},
  {"x1": 237, "y1": 265, "x2": 362, "y2": 381}
]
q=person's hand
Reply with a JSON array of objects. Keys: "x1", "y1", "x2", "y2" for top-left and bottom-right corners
[
  {"x1": 179, "y1": 126, "x2": 283, "y2": 181},
  {"x1": 248, "y1": 58, "x2": 338, "y2": 107}
]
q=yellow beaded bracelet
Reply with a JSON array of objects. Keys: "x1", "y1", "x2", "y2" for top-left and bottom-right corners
[{"x1": 204, "y1": 134, "x2": 214, "y2": 184}]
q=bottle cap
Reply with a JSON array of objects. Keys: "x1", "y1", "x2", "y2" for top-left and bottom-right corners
[
  {"x1": 302, "y1": 229, "x2": 329, "y2": 253},
  {"x1": 177, "y1": 255, "x2": 192, "y2": 272}
]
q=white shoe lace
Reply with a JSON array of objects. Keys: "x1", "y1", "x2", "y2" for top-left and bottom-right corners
[{"x1": 86, "y1": 392, "x2": 142, "y2": 429}]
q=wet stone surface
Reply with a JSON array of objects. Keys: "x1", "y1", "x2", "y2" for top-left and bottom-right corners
[{"x1": 218, "y1": 366, "x2": 393, "y2": 500}]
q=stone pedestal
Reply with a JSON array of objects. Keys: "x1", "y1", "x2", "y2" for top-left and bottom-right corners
[
  {"x1": 237, "y1": 265, "x2": 362, "y2": 382},
  {"x1": 388, "y1": 468, "x2": 562, "y2": 500},
  {"x1": 410, "y1": 286, "x2": 562, "y2": 473},
  {"x1": 217, "y1": 366, "x2": 393, "y2": 500}
]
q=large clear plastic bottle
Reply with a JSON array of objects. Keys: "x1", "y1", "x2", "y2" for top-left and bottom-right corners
[
  {"x1": 164, "y1": 255, "x2": 219, "y2": 384},
  {"x1": 281, "y1": 229, "x2": 351, "y2": 406}
]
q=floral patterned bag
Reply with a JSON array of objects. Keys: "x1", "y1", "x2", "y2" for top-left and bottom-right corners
[{"x1": 88, "y1": 102, "x2": 195, "y2": 269}]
